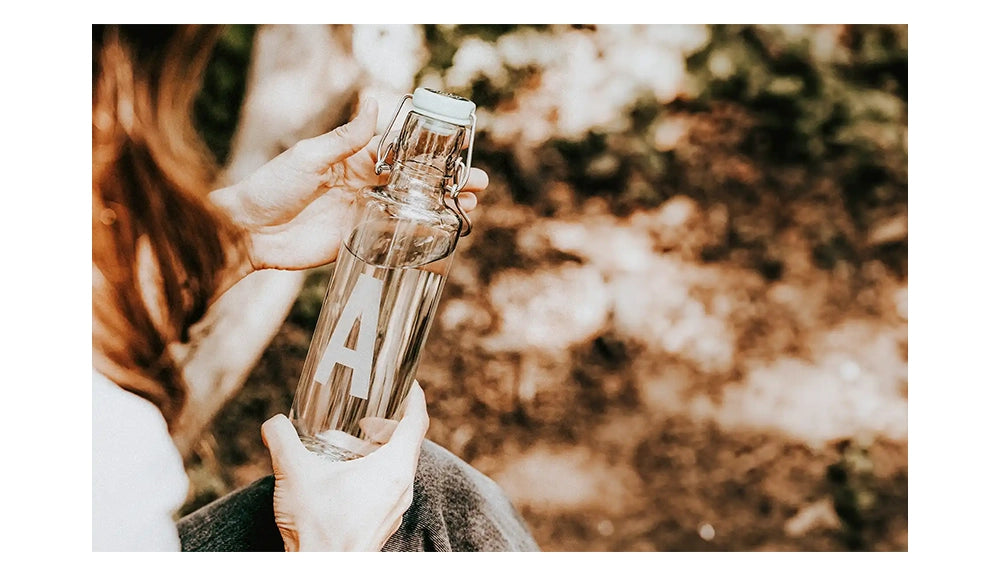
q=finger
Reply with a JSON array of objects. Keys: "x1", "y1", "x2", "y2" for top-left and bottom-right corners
[
  {"x1": 291, "y1": 98, "x2": 379, "y2": 171},
  {"x1": 457, "y1": 191, "x2": 477, "y2": 212},
  {"x1": 400, "y1": 381, "x2": 429, "y2": 434},
  {"x1": 362, "y1": 135, "x2": 381, "y2": 164},
  {"x1": 377, "y1": 382, "x2": 429, "y2": 463},
  {"x1": 463, "y1": 168, "x2": 489, "y2": 192},
  {"x1": 359, "y1": 417, "x2": 400, "y2": 445},
  {"x1": 261, "y1": 414, "x2": 310, "y2": 476}
]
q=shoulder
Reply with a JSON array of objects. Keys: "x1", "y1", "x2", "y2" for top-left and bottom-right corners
[{"x1": 92, "y1": 369, "x2": 188, "y2": 551}]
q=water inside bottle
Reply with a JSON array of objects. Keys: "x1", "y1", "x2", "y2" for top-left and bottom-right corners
[{"x1": 290, "y1": 217, "x2": 453, "y2": 460}]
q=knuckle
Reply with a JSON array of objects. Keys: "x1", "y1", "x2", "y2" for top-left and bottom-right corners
[
  {"x1": 332, "y1": 124, "x2": 351, "y2": 139},
  {"x1": 288, "y1": 138, "x2": 308, "y2": 155},
  {"x1": 289, "y1": 137, "x2": 317, "y2": 161}
]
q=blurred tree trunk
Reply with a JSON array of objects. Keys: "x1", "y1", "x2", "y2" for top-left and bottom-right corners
[{"x1": 171, "y1": 24, "x2": 364, "y2": 456}]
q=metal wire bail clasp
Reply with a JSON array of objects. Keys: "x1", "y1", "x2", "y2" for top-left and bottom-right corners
[
  {"x1": 374, "y1": 92, "x2": 477, "y2": 239},
  {"x1": 446, "y1": 111, "x2": 477, "y2": 238},
  {"x1": 374, "y1": 93, "x2": 413, "y2": 176}
]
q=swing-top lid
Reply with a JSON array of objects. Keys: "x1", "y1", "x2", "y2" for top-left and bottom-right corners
[{"x1": 411, "y1": 88, "x2": 476, "y2": 126}]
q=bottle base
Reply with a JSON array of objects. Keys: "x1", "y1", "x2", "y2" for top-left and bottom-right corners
[{"x1": 299, "y1": 431, "x2": 376, "y2": 461}]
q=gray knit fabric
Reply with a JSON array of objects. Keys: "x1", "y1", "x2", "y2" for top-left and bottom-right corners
[{"x1": 177, "y1": 440, "x2": 539, "y2": 552}]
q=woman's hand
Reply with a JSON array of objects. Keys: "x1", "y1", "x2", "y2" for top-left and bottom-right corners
[
  {"x1": 211, "y1": 98, "x2": 487, "y2": 284},
  {"x1": 261, "y1": 382, "x2": 430, "y2": 552}
]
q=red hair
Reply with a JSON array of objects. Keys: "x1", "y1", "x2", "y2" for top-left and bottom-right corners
[{"x1": 92, "y1": 25, "x2": 242, "y2": 429}]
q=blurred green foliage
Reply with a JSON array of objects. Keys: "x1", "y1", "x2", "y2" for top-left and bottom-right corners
[
  {"x1": 288, "y1": 269, "x2": 332, "y2": 332},
  {"x1": 827, "y1": 439, "x2": 902, "y2": 551},
  {"x1": 422, "y1": 25, "x2": 550, "y2": 71},
  {"x1": 683, "y1": 25, "x2": 907, "y2": 275},
  {"x1": 686, "y1": 25, "x2": 907, "y2": 221},
  {"x1": 194, "y1": 25, "x2": 255, "y2": 166},
  {"x1": 428, "y1": 24, "x2": 907, "y2": 278},
  {"x1": 421, "y1": 24, "x2": 550, "y2": 111}
]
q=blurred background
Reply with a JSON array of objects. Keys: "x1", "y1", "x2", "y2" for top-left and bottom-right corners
[{"x1": 179, "y1": 24, "x2": 907, "y2": 551}]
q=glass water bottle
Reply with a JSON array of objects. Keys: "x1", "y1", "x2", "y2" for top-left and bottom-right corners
[{"x1": 290, "y1": 88, "x2": 477, "y2": 460}]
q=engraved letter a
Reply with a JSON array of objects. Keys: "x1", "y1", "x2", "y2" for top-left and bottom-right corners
[{"x1": 313, "y1": 273, "x2": 383, "y2": 400}]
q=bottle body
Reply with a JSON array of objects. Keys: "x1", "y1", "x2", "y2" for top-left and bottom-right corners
[
  {"x1": 290, "y1": 184, "x2": 460, "y2": 460},
  {"x1": 290, "y1": 89, "x2": 475, "y2": 460}
]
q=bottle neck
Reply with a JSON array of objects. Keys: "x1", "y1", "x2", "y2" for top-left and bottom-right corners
[
  {"x1": 384, "y1": 112, "x2": 466, "y2": 207},
  {"x1": 386, "y1": 162, "x2": 448, "y2": 206}
]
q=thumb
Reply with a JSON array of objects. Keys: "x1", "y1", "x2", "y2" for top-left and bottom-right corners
[
  {"x1": 376, "y1": 382, "x2": 429, "y2": 466},
  {"x1": 359, "y1": 417, "x2": 400, "y2": 445},
  {"x1": 292, "y1": 98, "x2": 378, "y2": 171},
  {"x1": 261, "y1": 414, "x2": 310, "y2": 476}
]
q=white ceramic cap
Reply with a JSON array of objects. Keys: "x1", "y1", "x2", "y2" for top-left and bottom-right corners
[{"x1": 411, "y1": 88, "x2": 476, "y2": 126}]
